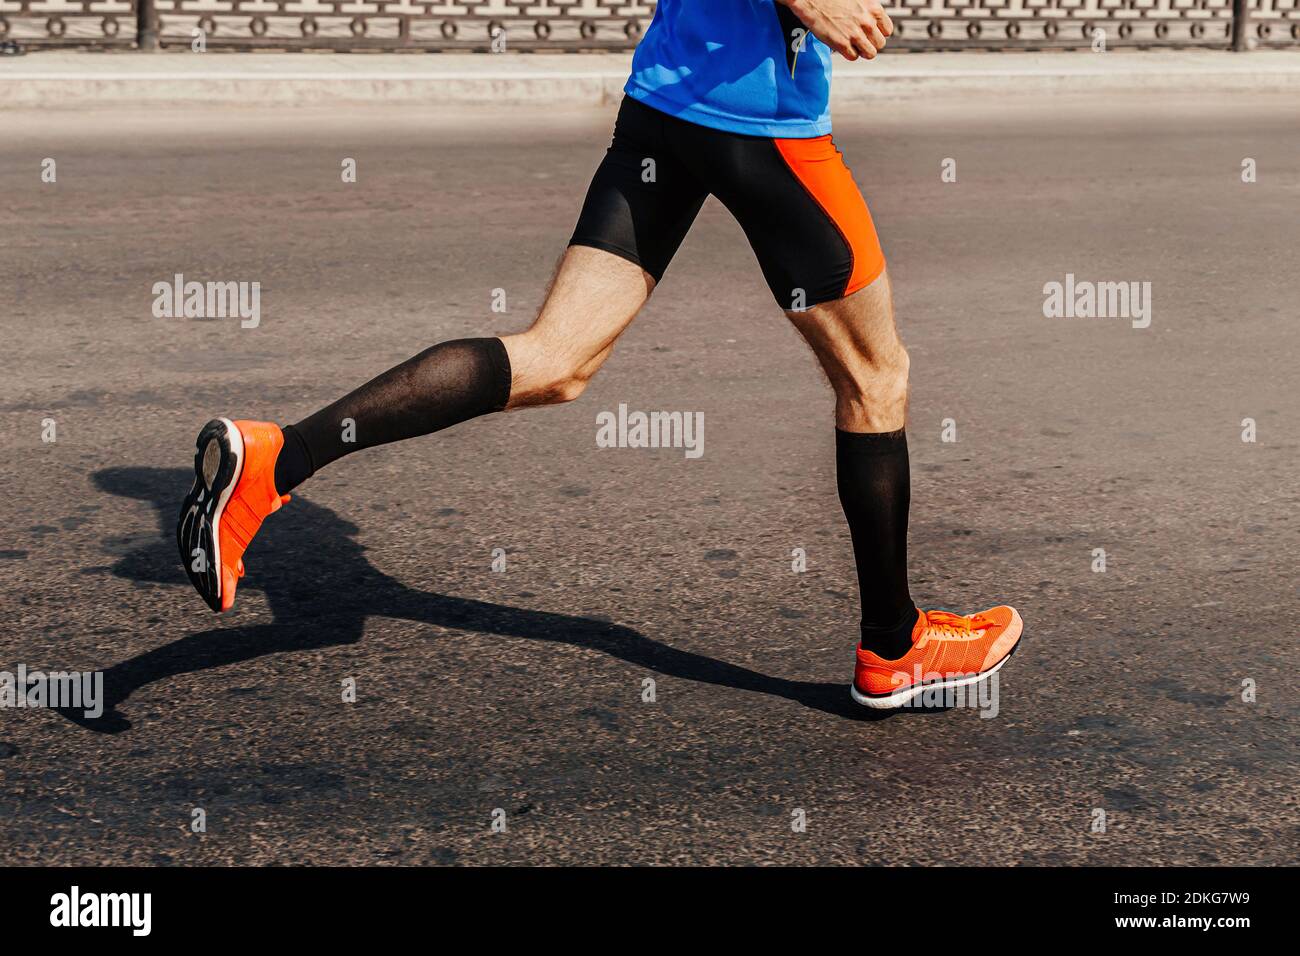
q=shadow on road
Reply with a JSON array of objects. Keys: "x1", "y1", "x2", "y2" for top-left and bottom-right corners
[{"x1": 61, "y1": 466, "x2": 926, "y2": 733}]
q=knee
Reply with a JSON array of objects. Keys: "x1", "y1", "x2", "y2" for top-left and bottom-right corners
[
  {"x1": 502, "y1": 334, "x2": 597, "y2": 407},
  {"x1": 516, "y1": 362, "x2": 591, "y2": 407},
  {"x1": 849, "y1": 346, "x2": 909, "y2": 402},
  {"x1": 541, "y1": 369, "x2": 591, "y2": 405},
  {"x1": 838, "y1": 346, "x2": 909, "y2": 430},
  {"x1": 883, "y1": 346, "x2": 910, "y2": 395}
]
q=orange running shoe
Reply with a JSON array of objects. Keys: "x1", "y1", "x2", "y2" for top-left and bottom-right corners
[
  {"x1": 177, "y1": 418, "x2": 289, "y2": 613},
  {"x1": 851, "y1": 606, "x2": 1023, "y2": 709}
]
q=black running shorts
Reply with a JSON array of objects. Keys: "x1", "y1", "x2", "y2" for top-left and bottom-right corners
[{"x1": 570, "y1": 97, "x2": 886, "y2": 309}]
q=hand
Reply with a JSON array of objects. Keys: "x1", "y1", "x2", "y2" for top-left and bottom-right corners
[{"x1": 785, "y1": 0, "x2": 894, "y2": 61}]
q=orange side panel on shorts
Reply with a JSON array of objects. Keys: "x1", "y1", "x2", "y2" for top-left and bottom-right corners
[{"x1": 774, "y1": 136, "x2": 886, "y2": 297}]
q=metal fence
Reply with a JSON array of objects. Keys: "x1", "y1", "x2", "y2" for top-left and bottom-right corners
[{"x1": 2, "y1": 0, "x2": 1296, "y2": 51}]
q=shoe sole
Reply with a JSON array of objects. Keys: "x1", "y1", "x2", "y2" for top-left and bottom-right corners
[
  {"x1": 176, "y1": 418, "x2": 244, "y2": 613},
  {"x1": 850, "y1": 641, "x2": 1021, "y2": 710}
]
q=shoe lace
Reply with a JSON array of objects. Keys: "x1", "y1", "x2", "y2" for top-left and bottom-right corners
[{"x1": 921, "y1": 610, "x2": 992, "y2": 642}]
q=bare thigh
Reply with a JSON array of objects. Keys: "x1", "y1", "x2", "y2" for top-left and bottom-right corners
[
  {"x1": 785, "y1": 269, "x2": 910, "y2": 432},
  {"x1": 500, "y1": 245, "x2": 655, "y2": 408}
]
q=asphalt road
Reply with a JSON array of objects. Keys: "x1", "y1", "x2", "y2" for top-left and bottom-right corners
[{"x1": 1, "y1": 92, "x2": 1296, "y2": 866}]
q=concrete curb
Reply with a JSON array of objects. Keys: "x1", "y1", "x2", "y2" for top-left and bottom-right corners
[
  {"x1": 0, "y1": 74, "x2": 629, "y2": 109},
  {"x1": 3, "y1": 50, "x2": 1300, "y2": 109}
]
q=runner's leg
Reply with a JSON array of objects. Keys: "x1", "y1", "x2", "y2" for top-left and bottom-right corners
[
  {"x1": 677, "y1": 122, "x2": 916, "y2": 658},
  {"x1": 179, "y1": 96, "x2": 708, "y2": 613},
  {"x1": 277, "y1": 97, "x2": 708, "y2": 494},
  {"x1": 787, "y1": 273, "x2": 917, "y2": 660},
  {"x1": 668, "y1": 114, "x2": 1021, "y2": 695}
]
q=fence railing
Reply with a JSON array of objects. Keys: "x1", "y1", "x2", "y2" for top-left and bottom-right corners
[{"x1": 2, "y1": 0, "x2": 1295, "y2": 52}]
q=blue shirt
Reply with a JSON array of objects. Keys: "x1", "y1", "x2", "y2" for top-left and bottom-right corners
[{"x1": 625, "y1": 1, "x2": 833, "y2": 139}]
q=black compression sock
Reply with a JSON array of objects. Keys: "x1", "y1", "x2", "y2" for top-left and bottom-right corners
[
  {"x1": 835, "y1": 427, "x2": 918, "y2": 659},
  {"x1": 273, "y1": 424, "x2": 314, "y2": 496},
  {"x1": 272, "y1": 337, "x2": 512, "y2": 495},
  {"x1": 860, "y1": 606, "x2": 920, "y2": 661}
]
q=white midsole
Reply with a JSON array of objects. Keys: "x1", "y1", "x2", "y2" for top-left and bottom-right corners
[
  {"x1": 208, "y1": 417, "x2": 244, "y2": 599},
  {"x1": 850, "y1": 651, "x2": 1013, "y2": 710}
]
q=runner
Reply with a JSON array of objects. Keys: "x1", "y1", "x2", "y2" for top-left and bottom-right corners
[{"x1": 176, "y1": 0, "x2": 1022, "y2": 709}]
